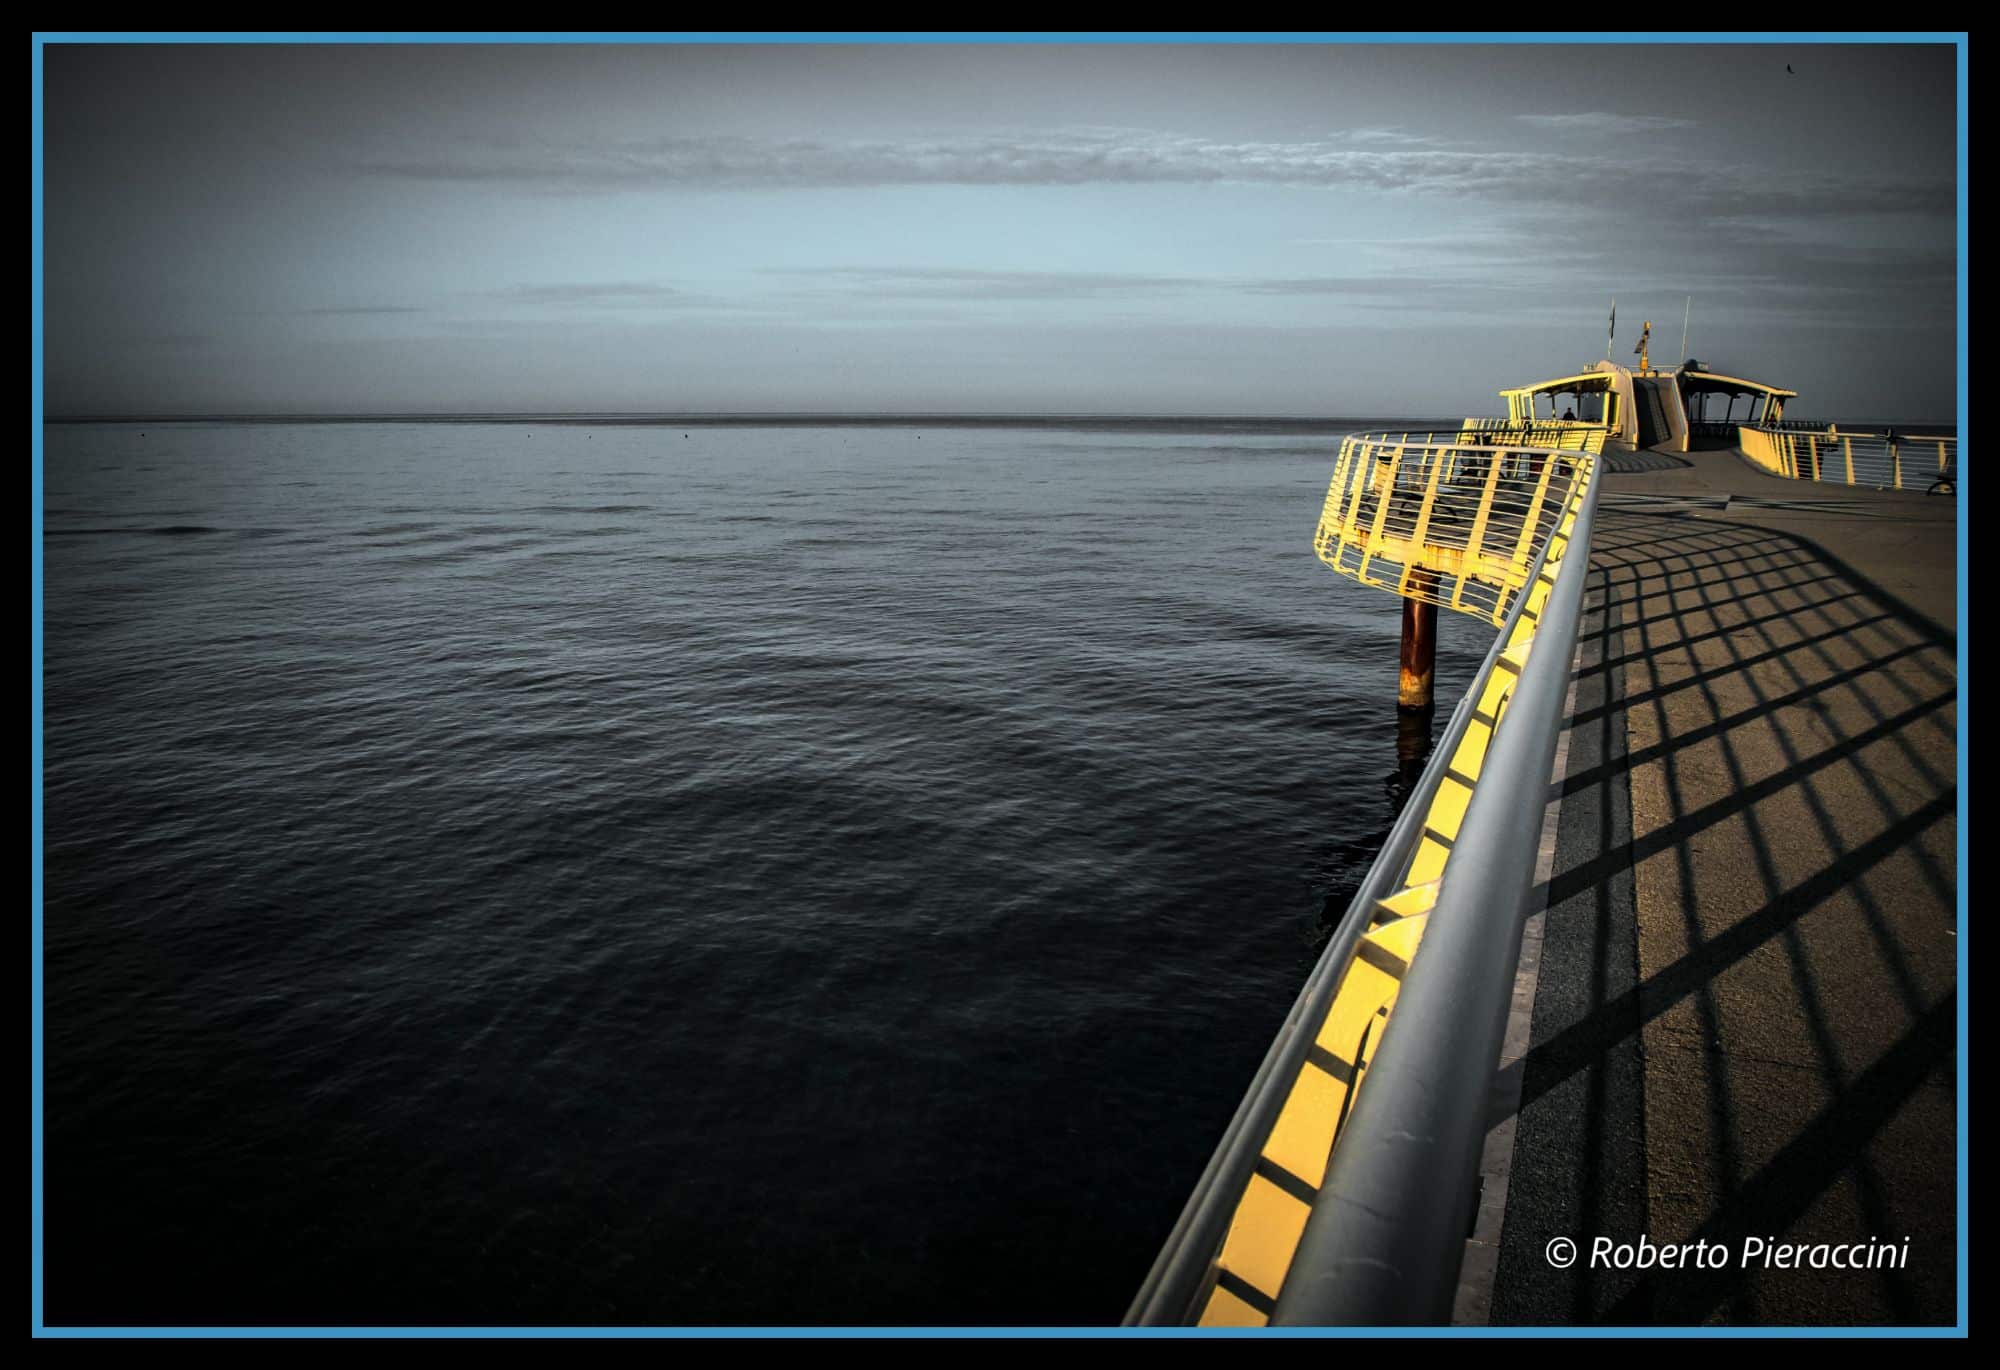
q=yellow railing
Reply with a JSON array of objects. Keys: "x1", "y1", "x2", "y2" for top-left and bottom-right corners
[
  {"x1": 1455, "y1": 417, "x2": 1608, "y2": 447},
  {"x1": 1313, "y1": 427, "x2": 1604, "y2": 627},
  {"x1": 1739, "y1": 425, "x2": 1958, "y2": 491},
  {"x1": 1167, "y1": 430, "x2": 1600, "y2": 1327}
]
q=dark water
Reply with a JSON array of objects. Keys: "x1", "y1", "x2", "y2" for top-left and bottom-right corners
[{"x1": 40, "y1": 420, "x2": 1488, "y2": 1326}]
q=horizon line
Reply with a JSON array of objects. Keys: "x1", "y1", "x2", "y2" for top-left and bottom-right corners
[
  {"x1": 43, "y1": 408, "x2": 1958, "y2": 428},
  {"x1": 43, "y1": 410, "x2": 1452, "y2": 425}
]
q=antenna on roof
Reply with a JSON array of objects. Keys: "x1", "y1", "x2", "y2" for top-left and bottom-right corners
[
  {"x1": 1680, "y1": 296, "x2": 1691, "y2": 367},
  {"x1": 1607, "y1": 298, "x2": 1616, "y2": 360}
]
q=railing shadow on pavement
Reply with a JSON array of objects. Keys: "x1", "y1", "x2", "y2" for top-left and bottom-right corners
[{"x1": 1491, "y1": 510, "x2": 1956, "y2": 1326}]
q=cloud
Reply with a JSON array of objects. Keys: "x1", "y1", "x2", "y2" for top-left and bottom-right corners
[
  {"x1": 1516, "y1": 113, "x2": 1699, "y2": 134},
  {"x1": 477, "y1": 281, "x2": 774, "y2": 315},
  {"x1": 760, "y1": 266, "x2": 1206, "y2": 300},
  {"x1": 1237, "y1": 276, "x2": 1468, "y2": 297},
  {"x1": 487, "y1": 281, "x2": 689, "y2": 306},
  {"x1": 127, "y1": 332, "x2": 216, "y2": 347},
  {"x1": 350, "y1": 127, "x2": 1950, "y2": 222},
  {"x1": 760, "y1": 265, "x2": 1558, "y2": 315},
  {"x1": 298, "y1": 304, "x2": 424, "y2": 316},
  {"x1": 756, "y1": 238, "x2": 1952, "y2": 330},
  {"x1": 1330, "y1": 127, "x2": 1441, "y2": 145},
  {"x1": 351, "y1": 129, "x2": 1577, "y2": 200},
  {"x1": 355, "y1": 130, "x2": 1590, "y2": 196}
]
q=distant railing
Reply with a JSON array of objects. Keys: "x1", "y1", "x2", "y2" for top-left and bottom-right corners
[
  {"x1": 1456, "y1": 417, "x2": 1608, "y2": 443},
  {"x1": 1129, "y1": 430, "x2": 1600, "y2": 1326},
  {"x1": 1738, "y1": 425, "x2": 1958, "y2": 492},
  {"x1": 1312, "y1": 427, "x2": 1603, "y2": 626},
  {"x1": 1692, "y1": 417, "x2": 1832, "y2": 442}
]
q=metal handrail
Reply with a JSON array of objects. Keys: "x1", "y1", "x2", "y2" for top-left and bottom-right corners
[
  {"x1": 1753, "y1": 419, "x2": 1956, "y2": 439},
  {"x1": 1738, "y1": 425, "x2": 1958, "y2": 491},
  {"x1": 1687, "y1": 418, "x2": 1741, "y2": 439},
  {"x1": 1273, "y1": 466, "x2": 1601, "y2": 1324},
  {"x1": 1128, "y1": 431, "x2": 1598, "y2": 1327}
]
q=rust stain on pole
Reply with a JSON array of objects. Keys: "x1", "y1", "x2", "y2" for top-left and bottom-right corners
[{"x1": 1399, "y1": 592, "x2": 1438, "y2": 712}]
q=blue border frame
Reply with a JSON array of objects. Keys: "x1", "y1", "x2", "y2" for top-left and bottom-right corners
[
  {"x1": 27, "y1": 32, "x2": 1968, "y2": 1336},
  {"x1": 1952, "y1": 27, "x2": 1969, "y2": 1345}
]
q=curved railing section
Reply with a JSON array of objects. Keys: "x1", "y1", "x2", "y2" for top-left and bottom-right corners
[
  {"x1": 1739, "y1": 425, "x2": 1958, "y2": 492},
  {"x1": 1128, "y1": 430, "x2": 1601, "y2": 1327},
  {"x1": 1314, "y1": 427, "x2": 1604, "y2": 626}
]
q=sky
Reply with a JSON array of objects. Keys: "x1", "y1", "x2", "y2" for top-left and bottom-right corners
[{"x1": 41, "y1": 41, "x2": 1960, "y2": 420}]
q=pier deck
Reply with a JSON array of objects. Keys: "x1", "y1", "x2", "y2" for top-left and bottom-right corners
[{"x1": 1490, "y1": 446, "x2": 1958, "y2": 1324}]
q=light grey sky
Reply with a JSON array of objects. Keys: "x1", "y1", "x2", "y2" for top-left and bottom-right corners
[{"x1": 42, "y1": 42, "x2": 1959, "y2": 419}]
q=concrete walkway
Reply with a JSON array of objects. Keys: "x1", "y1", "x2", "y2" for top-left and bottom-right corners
[{"x1": 1492, "y1": 446, "x2": 1958, "y2": 1326}]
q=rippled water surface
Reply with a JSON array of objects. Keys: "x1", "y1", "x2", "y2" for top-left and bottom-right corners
[{"x1": 42, "y1": 420, "x2": 1490, "y2": 1325}]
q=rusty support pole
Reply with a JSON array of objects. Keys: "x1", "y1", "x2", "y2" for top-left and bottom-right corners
[{"x1": 1399, "y1": 589, "x2": 1438, "y2": 712}]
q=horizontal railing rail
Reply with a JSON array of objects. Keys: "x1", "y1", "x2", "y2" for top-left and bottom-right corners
[
  {"x1": 1128, "y1": 431, "x2": 1599, "y2": 1327},
  {"x1": 1738, "y1": 424, "x2": 1957, "y2": 492}
]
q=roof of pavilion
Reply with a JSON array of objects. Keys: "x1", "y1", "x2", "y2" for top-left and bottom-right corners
[
  {"x1": 1670, "y1": 365, "x2": 1798, "y2": 400},
  {"x1": 1497, "y1": 370, "x2": 1618, "y2": 399}
]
